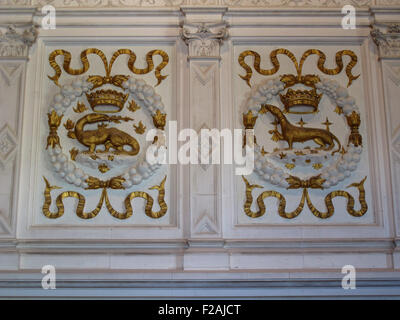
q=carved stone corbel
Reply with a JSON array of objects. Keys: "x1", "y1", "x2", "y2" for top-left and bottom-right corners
[
  {"x1": 181, "y1": 22, "x2": 228, "y2": 59},
  {"x1": 371, "y1": 23, "x2": 400, "y2": 59},
  {"x1": 0, "y1": 24, "x2": 38, "y2": 58}
]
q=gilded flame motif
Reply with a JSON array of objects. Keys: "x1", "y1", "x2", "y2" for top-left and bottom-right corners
[
  {"x1": 133, "y1": 121, "x2": 146, "y2": 135},
  {"x1": 46, "y1": 110, "x2": 63, "y2": 149},
  {"x1": 127, "y1": 99, "x2": 141, "y2": 113},
  {"x1": 73, "y1": 102, "x2": 87, "y2": 113},
  {"x1": 346, "y1": 111, "x2": 362, "y2": 147}
]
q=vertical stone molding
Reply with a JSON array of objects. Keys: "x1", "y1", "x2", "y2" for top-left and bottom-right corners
[
  {"x1": 0, "y1": 24, "x2": 37, "y2": 238},
  {"x1": 181, "y1": 17, "x2": 228, "y2": 239}
]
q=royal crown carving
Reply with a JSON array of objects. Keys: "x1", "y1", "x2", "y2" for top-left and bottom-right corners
[{"x1": 85, "y1": 89, "x2": 129, "y2": 113}]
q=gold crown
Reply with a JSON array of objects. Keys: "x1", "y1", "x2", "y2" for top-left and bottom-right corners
[
  {"x1": 85, "y1": 89, "x2": 128, "y2": 113},
  {"x1": 279, "y1": 88, "x2": 322, "y2": 114}
]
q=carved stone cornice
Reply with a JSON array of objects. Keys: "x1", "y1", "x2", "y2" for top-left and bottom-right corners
[
  {"x1": 181, "y1": 22, "x2": 228, "y2": 59},
  {"x1": 371, "y1": 23, "x2": 400, "y2": 59},
  {"x1": 0, "y1": 24, "x2": 38, "y2": 58}
]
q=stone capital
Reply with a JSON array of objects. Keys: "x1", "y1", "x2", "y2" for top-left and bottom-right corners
[
  {"x1": 371, "y1": 23, "x2": 400, "y2": 59},
  {"x1": 181, "y1": 21, "x2": 228, "y2": 59},
  {"x1": 0, "y1": 24, "x2": 38, "y2": 58}
]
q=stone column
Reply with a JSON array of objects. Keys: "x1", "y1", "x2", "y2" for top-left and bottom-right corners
[
  {"x1": 0, "y1": 24, "x2": 37, "y2": 261},
  {"x1": 181, "y1": 15, "x2": 228, "y2": 242}
]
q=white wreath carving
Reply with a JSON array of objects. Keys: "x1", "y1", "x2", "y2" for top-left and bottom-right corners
[{"x1": 246, "y1": 77, "x2": 363, "y2": 189}]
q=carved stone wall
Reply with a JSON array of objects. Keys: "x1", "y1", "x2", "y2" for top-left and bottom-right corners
[{"x1": 0, "y1": 5, "x2": 399, "y2": 297}]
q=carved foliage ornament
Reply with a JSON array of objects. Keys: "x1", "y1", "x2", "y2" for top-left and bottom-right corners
[
  {"x1": 43, "y1": 48, "x2": 169, "y2": 220},
  {"x1": 240, "y1": 48, "x2": 366, "y2": 219}
]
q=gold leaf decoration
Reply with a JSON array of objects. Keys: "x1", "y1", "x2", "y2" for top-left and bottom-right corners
[
  {"x1": 313, "y1": 163, "x2": 323, "y2": 170},
  {"x1": 261, "y1": 147, "x2": 268, "y2": 156},
  {"x1": 286, "y1": 175, "x2": 325, "y2": 190},
  {"x1": 270, "y1": 131, "x2": 281, "y2": 142},
  {"x1": 238, "y1": 48, "x2": 359, "y2": 87},
  {"x1": 133, "y1": 121, "x2": 146, "y2": 135},
  {"x1": 285, "y1": 163, "x2": 295, "y2": 170},
  {"x1": 98, "y1": 164, "x2": 110, "y2": 173},
  {"x1": 64, "y1": 119, "x2": 75, "y2": 130},
  {"x1": 259, "y1": 104, "x2": 269, "y2": 114},
  {"x1": 73, "y1": 102, "x2": 87, "y2": 113},
  {"x1": 127, "y1": 99, "x2": 141, "y2": 113},
  {"x1": 335, "y1": 106, "x2": 343, "y2": 115},
  {"x1": 46, "y1": 110, "x2": 63, "y2": 149}
]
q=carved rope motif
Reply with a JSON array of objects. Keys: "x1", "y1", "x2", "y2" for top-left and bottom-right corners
[
  {"x1": 242, "y1": 175, "x2": 368, "y2": 219},
  {"x1": 238, "y1": 48, "x2": 359, "y2": 87}
]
